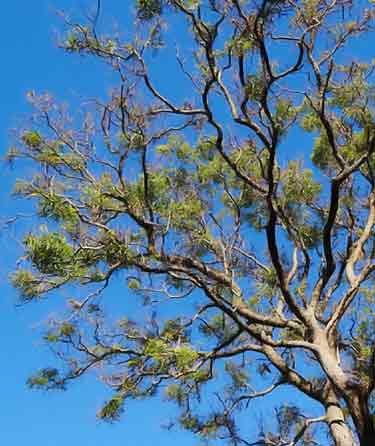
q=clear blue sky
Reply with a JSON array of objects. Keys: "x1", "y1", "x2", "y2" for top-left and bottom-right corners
[
  {"x1": 0, "y1": 1, "x2": 197, "y2": 445},
  {"x1": 0, "y1": 1, "x2": 373, "y2": 445}
]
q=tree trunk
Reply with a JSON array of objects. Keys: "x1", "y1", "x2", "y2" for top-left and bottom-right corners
[
  {"x1": 360, "y1": 429, "x2": 375, "y2": 446},
  {"x1": 355, "y1": 413, "x2": 375, "y2": 446},
  {"x1": 346, "y1": 393, "x2": 375, "y2": 446},
  {"x1": 326, "y1": 402, "x2": 357, "y2": 446}
]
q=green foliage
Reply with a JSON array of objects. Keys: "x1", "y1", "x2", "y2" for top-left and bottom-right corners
[
  {"x1": 136, "y1": 0, "x2": 163, "y2": 20},
  {"x1": 179, "y1": 413, "x2": 199, "y2": 431},
  {"x1": 59, "y1": 322, "x2": 76, "y2": 337},
  {"x1": 11, "y1": 270, "x2": 42, "y2": 300},
  {"x1": 98, "y1": 394, "x2": 125, "y2": 422},
  {"x1": 165, "y1": 383, "x2": 186, "y2": 405},
  {"x1": 65, "y1": 32, "x2": 80, "y2": 50},
  {"x1": 169, "y1": 197, "x2": 203, "y2": 229},
  {"x1": 44, "y1": 322, "x2": 76, "y2": 343},
  {"x1": 227, "y1": 36, "x2": 254, "y2": 56},
  {"x1": 147, "y1": 171, "x2": 171, "y2": 203},
  {"x1": 174, "y1": 345, "x2": 199, "y2": 370},
  {"x1": 297, "y1": 223, "x2": 321, "y2": 248},
  {"x1": 197, "y1": 156, "x2": 224, "y2": 185},
  {"x1": 311, "y1": 133, "x2": 333, "y2": 170},
  {"x1": 281, "y1": 161, "x2": 321, "y2": 204},
  {"x1": 10, "y1": 2, "x2": 375, "y2": 445},
  {"x1": 98, "y1": 232, "x2": 134, "y2": 266},
  {"x1": 38, "y1": 194, "x2": 79, "y2": 226},
  {"x1": 81, "y1": 175, "x2": 119, "y2": 211},
  {"x1": 255, "y1": 269, "x2": 278, "y2": 300},
  {"x1": 161, "y1": 319, "x2": 187, "y2": 342},
  {"x1": 300, "y1": 111, "x2": 321, "y2": 132},
  {"x1": 245, "y1": 75, "x2": 266, "y2": 101},
  {"x1": 127, "y1": 278, "x2": 141, "y2": 289},
  {"x1": 22, "y1": 131, "x2": 43, "y2": 148},
  {"x1": 144, "y1": 338, "x2": 198, "y2": 372},
  {"x1": 224, "y1": 361, "x2": 249, "y2": 390},
  {"x1": 24, "y1": 232, "x2": 74, "y2": 275},
  {"x1": 274, "y1": 99, "x2": 297, "y2": 132},
  {"x1": 27, "y1": 368, "x2": 63, "y2": 390},
  {"x1": 144, "y1": 338, "x2": 170, "y2": 362}
]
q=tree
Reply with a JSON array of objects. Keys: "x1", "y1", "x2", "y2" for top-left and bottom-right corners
[{"x1": 8, "y1": 1, "x2": 375, "y2": 445}]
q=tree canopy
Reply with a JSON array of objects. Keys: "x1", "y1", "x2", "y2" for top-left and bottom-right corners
[{"x1": 8, "y1": 1, "x2": 375, "y2": 445}]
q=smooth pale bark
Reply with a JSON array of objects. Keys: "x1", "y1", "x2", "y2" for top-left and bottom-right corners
[
  {"x1": 324, "y1": 382, "x2": 375, "y2": 446},
  {"x1": 326, "y1": 403, "x2": 356, "y2": 446},
  {"x1": 324, "y1": 388, "x2": 357, "y2": 446}
]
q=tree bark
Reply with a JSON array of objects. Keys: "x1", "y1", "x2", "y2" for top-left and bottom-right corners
[
  {"x1": 325, "y1": 388, "x2": 375, "y2": 446},
  {"x1": 348, "y1": 394, "x2": 375, "y2": 446},
  {"x1": 345, "y1": 389, "x2": 375, "y2": 446},
  {"x1": 324, "y1": 387, "x2": 357, "y2": 446},
  {"x1": 360, "y1": 429, "x2": 375, "y2": 446},
  {"x1": 326, "y1": 402, "x2": 357, "y2": 446}
]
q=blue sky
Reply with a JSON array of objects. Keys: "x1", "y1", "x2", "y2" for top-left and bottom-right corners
[
  {"x1": 0, "y1": 2, "x2": 307, "y2": 443},
  {"x1": 1, "y1": 1, "x2": 374, "y2": 445},
  {"x1": 0, "y1": 1, "x2": 197, "y2": 445}
]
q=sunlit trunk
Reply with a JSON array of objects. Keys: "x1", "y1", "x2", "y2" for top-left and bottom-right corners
[{"x1": 326, "y1": 403, "x2": 357, "y2": 446}]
